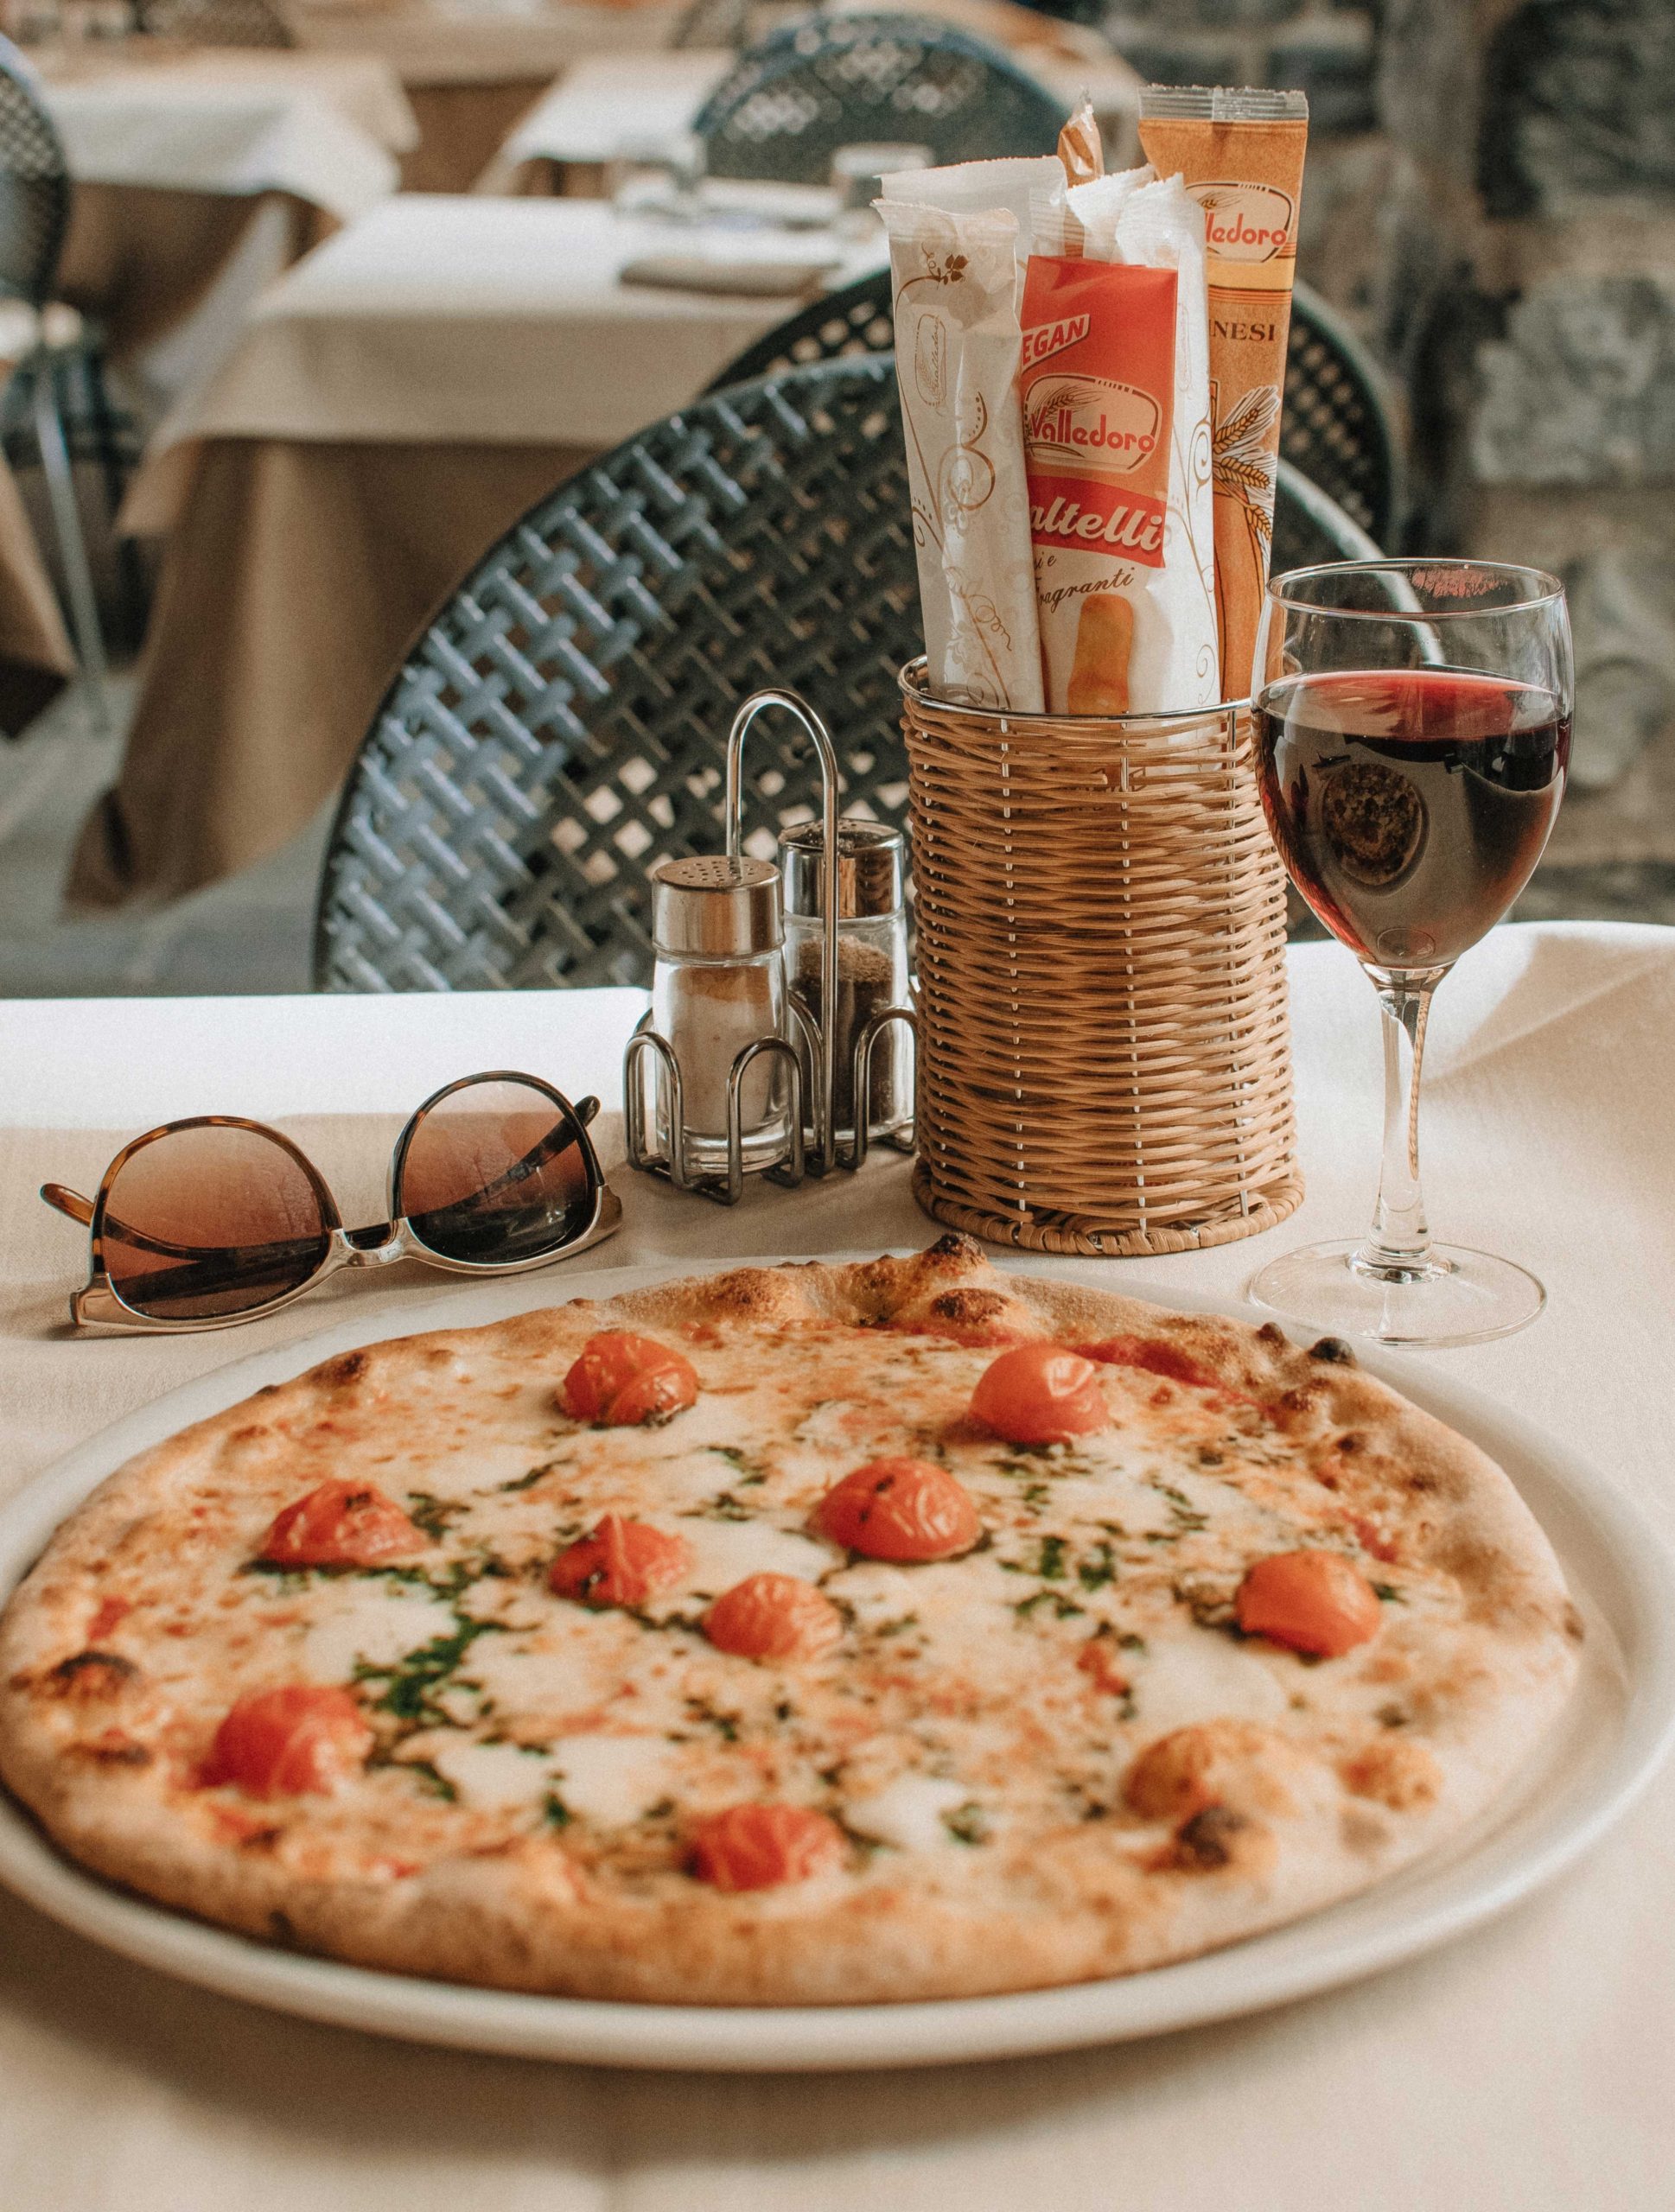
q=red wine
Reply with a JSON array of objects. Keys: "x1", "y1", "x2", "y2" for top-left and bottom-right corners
[{"x1": 1256, "y1": 669, "x2": 1570, "y2": 968}]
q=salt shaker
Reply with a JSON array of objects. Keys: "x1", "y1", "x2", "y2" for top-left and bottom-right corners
[
  {"x1": 779, "y1": 819, "x2": 912, "y2": 1144},
  {"x1": 647, "y1": 855, "x2": 789, "y2": 1174}
]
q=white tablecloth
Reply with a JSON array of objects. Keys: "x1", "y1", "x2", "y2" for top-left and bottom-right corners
[
  {"x1": 124, "y1": 194, "x2": 888, "y2": 521},
  {"x1": 42, "y1": 50, "x2": 417, "y2": 217},
  {"x1": 2, "y1": 920, "x2": 1674, "y2": 2208},
  {"x1": 483, "y1": 47, "x2": 732, "y2": 178}
]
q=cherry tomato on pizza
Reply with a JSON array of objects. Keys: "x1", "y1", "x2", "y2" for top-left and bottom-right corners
[
  {"x1": 814, "y1": 1457, "x2": 982, "y2": 1562},
  {"x1": 1236, "y1": 1549, "x2": 1383, "y2": 1657},
  {"x1": 549, "y1": 1514, "x2": 691, "y2": 1608},
  {"x1": 969, "y1": 1343, "x2": 1110, "y2": 1446},
  {"x1": 562, "y1": 1332, "x2": 699, "y2": 1427},
  {"x1": 702, "y1": 1574, "x2": 844, "y2": 1662},
  {"x1": 201, "y1": 1686, "x2": 373, "y2": 1797},
  {"x1": 688, "y1": 1803, "x2": 846, "y2": 1891},
  {"x1": 258, "y1": 1480, "x2": 425, "y2": 1568}
]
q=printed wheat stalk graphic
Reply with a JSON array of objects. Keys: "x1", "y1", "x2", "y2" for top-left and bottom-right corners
[{"x1": 1213, "y1": 384, "x2": 1279, "y2": 546}]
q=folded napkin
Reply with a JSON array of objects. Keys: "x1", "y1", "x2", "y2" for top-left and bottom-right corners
[{"x1": 618, "y1": 251, "x2": 843, "y2": 298}]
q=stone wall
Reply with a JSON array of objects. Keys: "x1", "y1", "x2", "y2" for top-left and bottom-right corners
[{"x1": 1099, "y1": 0, "x2": 1675, "y2": 900}]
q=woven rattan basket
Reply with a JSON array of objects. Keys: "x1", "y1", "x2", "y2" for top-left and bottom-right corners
[{"x1": 901, "y1": 660, "x2": 1302, "y2": 1255}]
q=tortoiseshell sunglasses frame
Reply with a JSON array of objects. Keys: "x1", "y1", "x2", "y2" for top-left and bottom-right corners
[{"x1": 41, "y1": 1071, "x2": 622, "y2": 1334}]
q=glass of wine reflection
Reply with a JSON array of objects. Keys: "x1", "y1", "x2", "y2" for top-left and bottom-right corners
[{"x1": 1249, "y1": 559, "x2": 1573, "y2": 1345}]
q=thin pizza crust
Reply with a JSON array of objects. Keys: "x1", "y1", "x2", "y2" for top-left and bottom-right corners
[{"x1": 0, "y1": 1237, "x2": 1582, "y2": 2005}]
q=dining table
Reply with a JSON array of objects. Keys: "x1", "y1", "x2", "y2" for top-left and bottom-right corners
[
  {"x1": 0, "y1": 917, "x2": 1672, "y2": 2207},
  {"x1": 281, "y1": 0, "x2": 687, "y2": 192},
  {"x1": 67, "y1": 193, "x2": 887, "y2": 913},
  {"x1": 37, "y1": 44, "x2": 417, "y2": 410}
]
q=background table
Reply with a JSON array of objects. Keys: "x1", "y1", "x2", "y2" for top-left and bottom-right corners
[
  {"x1": 1, "y1": 920, "x2": 1672, "y2": 2207},
  {"x1": 39, "y1": 47, "x2": 415, "y2": 412},
  {"x1": 69, "y1": 194, "x2": 886, "y2": 912},
  {"x1": 283, "y1": 0, "x2": 686, "y2": 192}
]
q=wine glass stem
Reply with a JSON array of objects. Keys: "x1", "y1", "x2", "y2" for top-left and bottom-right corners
[{"x1": 1360, "y1": 969, "x2": 1447, "y2": 1283}]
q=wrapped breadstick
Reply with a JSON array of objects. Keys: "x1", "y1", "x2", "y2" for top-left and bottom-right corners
[
  {"x1": 1019, "y1": 173, "x2": 1219, "y2": 716},
  {"x1": 1137, "y1": 86, "x2": 1309, "y2": 702},
  {"x1": 1057, "y1": 92, "x2": 1103, "y2": 188},
  {"x1": 876, "y1": 157, "x2": 1063, "y2": 712}
]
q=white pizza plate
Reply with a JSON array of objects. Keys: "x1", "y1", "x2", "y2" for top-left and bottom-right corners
[{"x1": 0, "y1": 1254, "x2": 1672, "y2": 2073}]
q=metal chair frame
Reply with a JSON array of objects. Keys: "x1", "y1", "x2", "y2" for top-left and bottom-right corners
[
  {"x1": 314, "y1": 354, "x2": 1379, "y2": 995},
  {"x1": 1286, "y1": 278, "x2": 1405, "y2": 547},
  {"x1": 701, "y1": 263, "x2": 895, "y2": 394}
]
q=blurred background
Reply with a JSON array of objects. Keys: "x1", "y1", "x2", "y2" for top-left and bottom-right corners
[{"x1": 0, "y1": 0, "x2": 1668, "y2": 997}]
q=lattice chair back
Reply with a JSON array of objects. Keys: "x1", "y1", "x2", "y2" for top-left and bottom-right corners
[
  {"x1": 315, "y1": 365, "x2": 1378, "y2": 994},
  {"x1": 0, "y1": 39, "x2": 69, "y2": 310},
  {"x1": 315, "y1": 357, "x2": 922, "y2": 994},
  {"x1": 692, "y1": 13, "x2": 1065, "y2": 184},
  {"x1": 704, "y1": 264, "x2": 894, "y2": 393},
  {"x1": 134, "y1": 0, "x2": 292, "y2": 47},
  {"x1": 1283, "y1": 280, "x2": 1404, "y2": 546}
]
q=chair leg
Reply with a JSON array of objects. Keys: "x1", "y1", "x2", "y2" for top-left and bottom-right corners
[
  {"x1": 80, "y1": 349, "x2": 149, "y2": 650},
  {"x1": 29, "y1": 353, "x2": 110, "y2": 735}
]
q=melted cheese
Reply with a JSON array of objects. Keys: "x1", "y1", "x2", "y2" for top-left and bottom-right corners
[
  {"x1": 845, "y1": 1774, "x2": 972, "y2": 1853},
  {"x1": 301, "y1": 1587, "x2": 457, "y2": 1681},
  {"x1": 548, "y1": 1734, "x2": 681, "y2": 1822},
  {"x1": 1130, "y1": 1630, "x2": 1290, "y2": 1735},
  {"x1": 426, "y1": 1738, "x2": 552, "y2": 1809},
  {"x1": 549, "y1": 1733, "x2": 678, "y2": 1827},
  {"x1": 659, "y1": 1519, "x2": 838, "y2": 1605}
]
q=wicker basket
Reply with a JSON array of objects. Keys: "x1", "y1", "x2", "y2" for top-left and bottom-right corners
[{"x1": 901, "y1": 660, "x2": 1302, "y2": 1255}]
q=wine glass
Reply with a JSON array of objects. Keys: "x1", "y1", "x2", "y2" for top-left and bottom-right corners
[{"x1": 1247, "y1": 559, "x2": 1573, "y2": 1346}]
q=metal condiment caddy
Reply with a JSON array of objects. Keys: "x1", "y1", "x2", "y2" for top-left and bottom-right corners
[{"x1": 624, "y1": 690, "x2": 917, "y2": 1205}]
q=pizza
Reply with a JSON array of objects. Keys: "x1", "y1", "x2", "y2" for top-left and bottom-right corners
[{"x1": 0, "y1": 1237, "x2": 1581, "y2": 2006}]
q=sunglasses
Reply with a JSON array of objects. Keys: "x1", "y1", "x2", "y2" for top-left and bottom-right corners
[{"x1": 41, "y1": 1071, "x2": 621, "y2": 1333}]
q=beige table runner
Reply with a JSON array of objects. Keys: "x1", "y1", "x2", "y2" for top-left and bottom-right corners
[{"x1": 1, "y1": 928, "x2": 1673, "y2": 2207}]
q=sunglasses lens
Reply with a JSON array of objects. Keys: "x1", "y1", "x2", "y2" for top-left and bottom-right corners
[
  {"x1": 102, "y1": 1127, "x2": 331, "y2": 1321},
  {"x1": 398, "y1": 1080, "x2": 595, "y2": 1265}
]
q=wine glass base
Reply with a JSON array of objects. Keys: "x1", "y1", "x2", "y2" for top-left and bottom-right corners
[{"x1": 1245, "y1": 1241, "x2": 1546, "y2": 1349}]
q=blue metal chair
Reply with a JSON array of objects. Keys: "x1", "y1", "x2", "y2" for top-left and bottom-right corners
[
  {"x1": 314, "y1": 355, "x2": 1379, "y2": 992},
  {"x1": 692, "y1": 13, "x2": 1067, "y2": 183}
]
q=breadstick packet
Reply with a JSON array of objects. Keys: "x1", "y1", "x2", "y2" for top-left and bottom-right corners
[
  {"x1": 876, "y1": 157, "x2": 1064, "y2": 711},
  {"x1": 1019, "y1": 171, "x2": 1219, "y2": 717},
  {"x1": 1137, "y1": 86, "x2": 1309, "y2": 702}
]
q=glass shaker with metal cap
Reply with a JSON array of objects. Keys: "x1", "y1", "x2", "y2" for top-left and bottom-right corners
[
  {"x1": 778, "y1": 818, "x2": 912, "y2": 1145},
  {"x1": 647, "y1": 855, "x2": 789, "y2": 1174}
]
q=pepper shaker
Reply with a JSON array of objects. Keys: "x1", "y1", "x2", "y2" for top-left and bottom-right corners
[
  {"x1": 647, "y1": 855, "x2": 790, "y2": 1175},
  {"x1": 779, "y1": 819, "x2": 912, "y2": 1146}
]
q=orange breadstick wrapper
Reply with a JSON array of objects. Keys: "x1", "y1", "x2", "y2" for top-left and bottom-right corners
[
  {"x1": 1137, "y1": 86, "x2": 1308, "y2": 703},
  {"x1": 1020, "y1": 255, "x2": 1176, "y2": 715}
]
